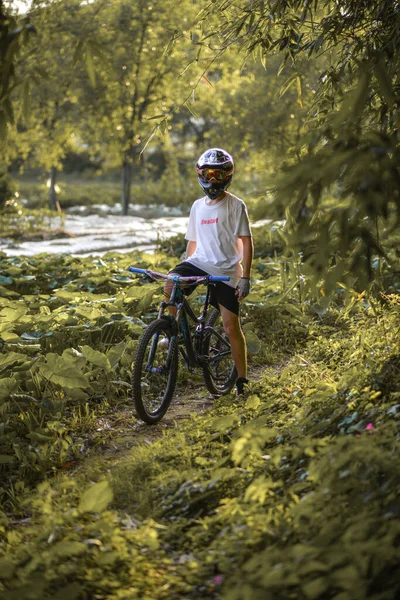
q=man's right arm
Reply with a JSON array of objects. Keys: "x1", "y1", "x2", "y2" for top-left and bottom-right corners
[{"x1": 186, "y1": 240, "x2": 197, "y2": 258}]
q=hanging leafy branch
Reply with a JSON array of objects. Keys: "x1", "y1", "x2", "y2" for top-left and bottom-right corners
[
  {"x1": 0, "y1": 2, "x2": 36, "y2": 138},
  {"x1": 197, "y1": 0, "x2": 400, "y2": 286}
]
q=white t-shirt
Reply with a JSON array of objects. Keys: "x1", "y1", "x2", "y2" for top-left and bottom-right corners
[{"x1": 185, "y1": 192, "x2": 252, "y2": 288}]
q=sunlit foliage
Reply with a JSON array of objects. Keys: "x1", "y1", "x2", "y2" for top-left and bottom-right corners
[
  {"x1": 198, "y1": 0, "x2": 400, "y2": 281},
  {"x1": 1, "y1": 252, "x2": 399, "y2": 596}
]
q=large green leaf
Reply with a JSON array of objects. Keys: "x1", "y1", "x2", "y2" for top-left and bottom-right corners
[
  {"x1": 0, "y1": 305, "x2": 29, "y2": 334},
  {"x1": 0, "y1": 352, "x2": 27, "y2": 372},
  {"x1": 75, "y1": 306, "x2": 104, "y2": 320},
  {"x1": 0, "y1": 322, "x2": 15, "y2": 335},
  {"x1": 38, "y1": 353, "x2": 89, "y2": 390},
  {"x1": 27, "y1": 431, "x2": 54, "y2": 444},
  {"x1": 0, "y1": 331, "x2": 19, "y2": 342},
  {"x1": 81, "y1": 345, "x2": 111, "y2": 370},
  {"x1": 0, "y1": 376, "x2": 17, "y2": 400},
  {"x1": 0, "y1": 305, "x2": 29, "y2": 321},
  {"x1": 78, "y1": 480, "x2": 113, "y2": 514},
  {"x1": 55, "y1": 290, "x2": 82, "y2": 302},
  {"x1": 125, "y1": 285, "x2": 143, "y2": 299},
  {"x1": 245, "y1": 331, "x2": 261, "y2": 354},
  {"x1": 107, "y1": 340, "x2": 129, "y2": 368},
  {"x1": 61, "y1": 348, "x2": 87, "y2": 370},
  {"x1": 137, "y1": 290, "x2": 157, "y2": 312}
]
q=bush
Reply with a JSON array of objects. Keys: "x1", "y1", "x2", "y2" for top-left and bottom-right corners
[
  {"x1": 17, "y1": 177, "x2": 194, "y2": 211},
  {"x1": 0, "y1": 171, "x2": 17, "y2": 209},
  {"x1": 17, "y1": 180, "x2": 120, "y2": 210}
]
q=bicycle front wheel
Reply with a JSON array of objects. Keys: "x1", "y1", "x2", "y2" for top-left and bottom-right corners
[
  {"x1": 201, "y1": 308, "x2": 237, "y2": 396},
  {"x1": 132, "y1": 319, "x2": 178, "y2": 424}
]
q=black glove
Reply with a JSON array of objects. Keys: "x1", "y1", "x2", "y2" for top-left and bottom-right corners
[{"x1": 236, "y1": 277, "x2": 250, "y2": 300}]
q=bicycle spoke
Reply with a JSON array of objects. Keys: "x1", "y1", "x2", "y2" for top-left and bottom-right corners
[
  {"x1": 141, "y1": 335, "x2": 170, "y2": 412},
  {"x1": 202, "y1": 308, "x2": 237, "y2": 395},
  {"x1": 132, "y1": 320, "x2": 178, "y2": 423}
]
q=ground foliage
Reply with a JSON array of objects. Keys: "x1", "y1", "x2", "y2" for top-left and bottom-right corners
[{"x1": 0, "y1": 238, "x2": 399, "y2": 598}]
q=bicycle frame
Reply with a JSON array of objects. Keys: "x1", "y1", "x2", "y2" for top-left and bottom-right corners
[
  {"x1": 128, "y1": 266, "x2": 232, "y2": 371},
  {"x1": 161, "y1": 280, "x2": 211, "y2": 369}
]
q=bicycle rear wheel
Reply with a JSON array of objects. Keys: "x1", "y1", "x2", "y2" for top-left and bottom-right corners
[
  {"x1": 132, "y1": 319, "x2": 178, "y2": 424},
  {"x1": 201, "y1": 308, "x2": 237, "y2": 396}
]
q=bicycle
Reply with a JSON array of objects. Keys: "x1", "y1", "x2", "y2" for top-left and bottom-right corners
[{"x1": 128, "y1": 266, "x2": 238, "y2": 424}]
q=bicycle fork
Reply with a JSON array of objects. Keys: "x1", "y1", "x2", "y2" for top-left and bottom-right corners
[{"x1": 146, "y1": 332, "x2": 177, "y2": 375}]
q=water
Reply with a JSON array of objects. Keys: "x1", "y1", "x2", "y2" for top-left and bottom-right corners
[
  {"x1": 1, "y1": 211, "x2": 189, "y2": 257},
  {"x1": 0, "y1": 203, "x2": 273, "y2": 257}
]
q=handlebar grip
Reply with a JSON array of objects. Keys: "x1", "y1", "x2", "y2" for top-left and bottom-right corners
[
  {"x1": 128, "y1": 267, "x2": 148, "y2": 274},
  {"x1": 209, "y1": 275, "x2": 230, "y2": 282}
]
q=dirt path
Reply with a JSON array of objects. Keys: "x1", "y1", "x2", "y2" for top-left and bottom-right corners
[
  {"x1": 73, "y1": 381, "x2": 216, "y2": 472},
  {"x1": 97, "y1": 384, "x2": 213, "y2": 460},
  {"x1": 79, "y1": 365, "x2": 265, "y2": 468}
]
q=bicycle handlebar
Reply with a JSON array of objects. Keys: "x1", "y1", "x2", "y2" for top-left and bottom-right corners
[{"x1": 128, "y1": 266, "x2": 230, "y2": 283}]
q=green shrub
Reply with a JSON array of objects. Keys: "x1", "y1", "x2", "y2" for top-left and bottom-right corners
[
  {"x1": 17, "y1": 180, "x2": 120, "y2": 210},
  {"x1": 0, "y1": 207, "x2": 65, "y2": 239},
  {"x1": 0, "y1": 172, "x2": 17, "y2": 209},
  {"x1": 17, "y1": 177, "x2": 193, "y2": 210}
]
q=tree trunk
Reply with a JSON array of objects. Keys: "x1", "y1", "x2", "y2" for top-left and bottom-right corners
[
  {"x1": 121, "y1": 159, "x2": 132, "y2": 216},
  {"x1": 48, "y1": 166, "x2": 60, "y2": 211}
]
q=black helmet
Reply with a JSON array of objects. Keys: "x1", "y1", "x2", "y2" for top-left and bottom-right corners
[{"x1": 195, "y1": 148, "x2": 234, "y2": 200}]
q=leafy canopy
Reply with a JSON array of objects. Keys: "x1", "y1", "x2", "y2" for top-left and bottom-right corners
[{"x1": 197, "y1": 0, "x2": 400, "y2": 282}]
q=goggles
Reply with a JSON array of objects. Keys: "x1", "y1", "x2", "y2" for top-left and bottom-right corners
[{"x1": 198, "y1": 167, "x2": 230, "y2": 182}]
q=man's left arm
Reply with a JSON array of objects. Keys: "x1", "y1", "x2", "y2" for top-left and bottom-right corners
[
  {"x1": 236, "y1": 235, "x2": 254, "y2": 301},
  {"x1": 240, "y1": 235, "x2": 253, "y2": 278}
]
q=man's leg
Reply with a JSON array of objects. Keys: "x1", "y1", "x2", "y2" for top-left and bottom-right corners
[
  {"x1": 164, "y1": 279, "x2": 177, "y2": 317},
  {"x1": 219, "y1": 304, "x2": 247, "y2": 379},
  {"x1": 164, "y1": 263, "x2": 208, "y2": 318}
]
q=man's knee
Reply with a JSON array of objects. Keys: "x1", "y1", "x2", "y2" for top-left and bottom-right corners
[{"x1": 221, "y1": 312, "x2": 242, "y2": 339}]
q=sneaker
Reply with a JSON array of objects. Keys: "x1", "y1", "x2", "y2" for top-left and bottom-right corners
[
  {"x1": 158, "y1": 337, "x2": 169, "y2": 349},
  {"x1": 236, "y1": 377, "x2": 249, "y2": 396}
]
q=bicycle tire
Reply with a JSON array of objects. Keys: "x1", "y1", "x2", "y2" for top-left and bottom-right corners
[
  {"x1": 201, "y1": 308, "x2": 237, "y2": 396},
  {"x1": 132, "y1": 319, "x2": 178, "y2": 424}
]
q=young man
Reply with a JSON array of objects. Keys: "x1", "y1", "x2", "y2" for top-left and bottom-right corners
[{"x1": 166, "y1": 148, "x2": 253, "y2": 396}]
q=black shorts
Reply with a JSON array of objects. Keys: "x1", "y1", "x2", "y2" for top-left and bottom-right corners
[{"x1": 169, "y1": 262, "x2": 240, "y2": 315}]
